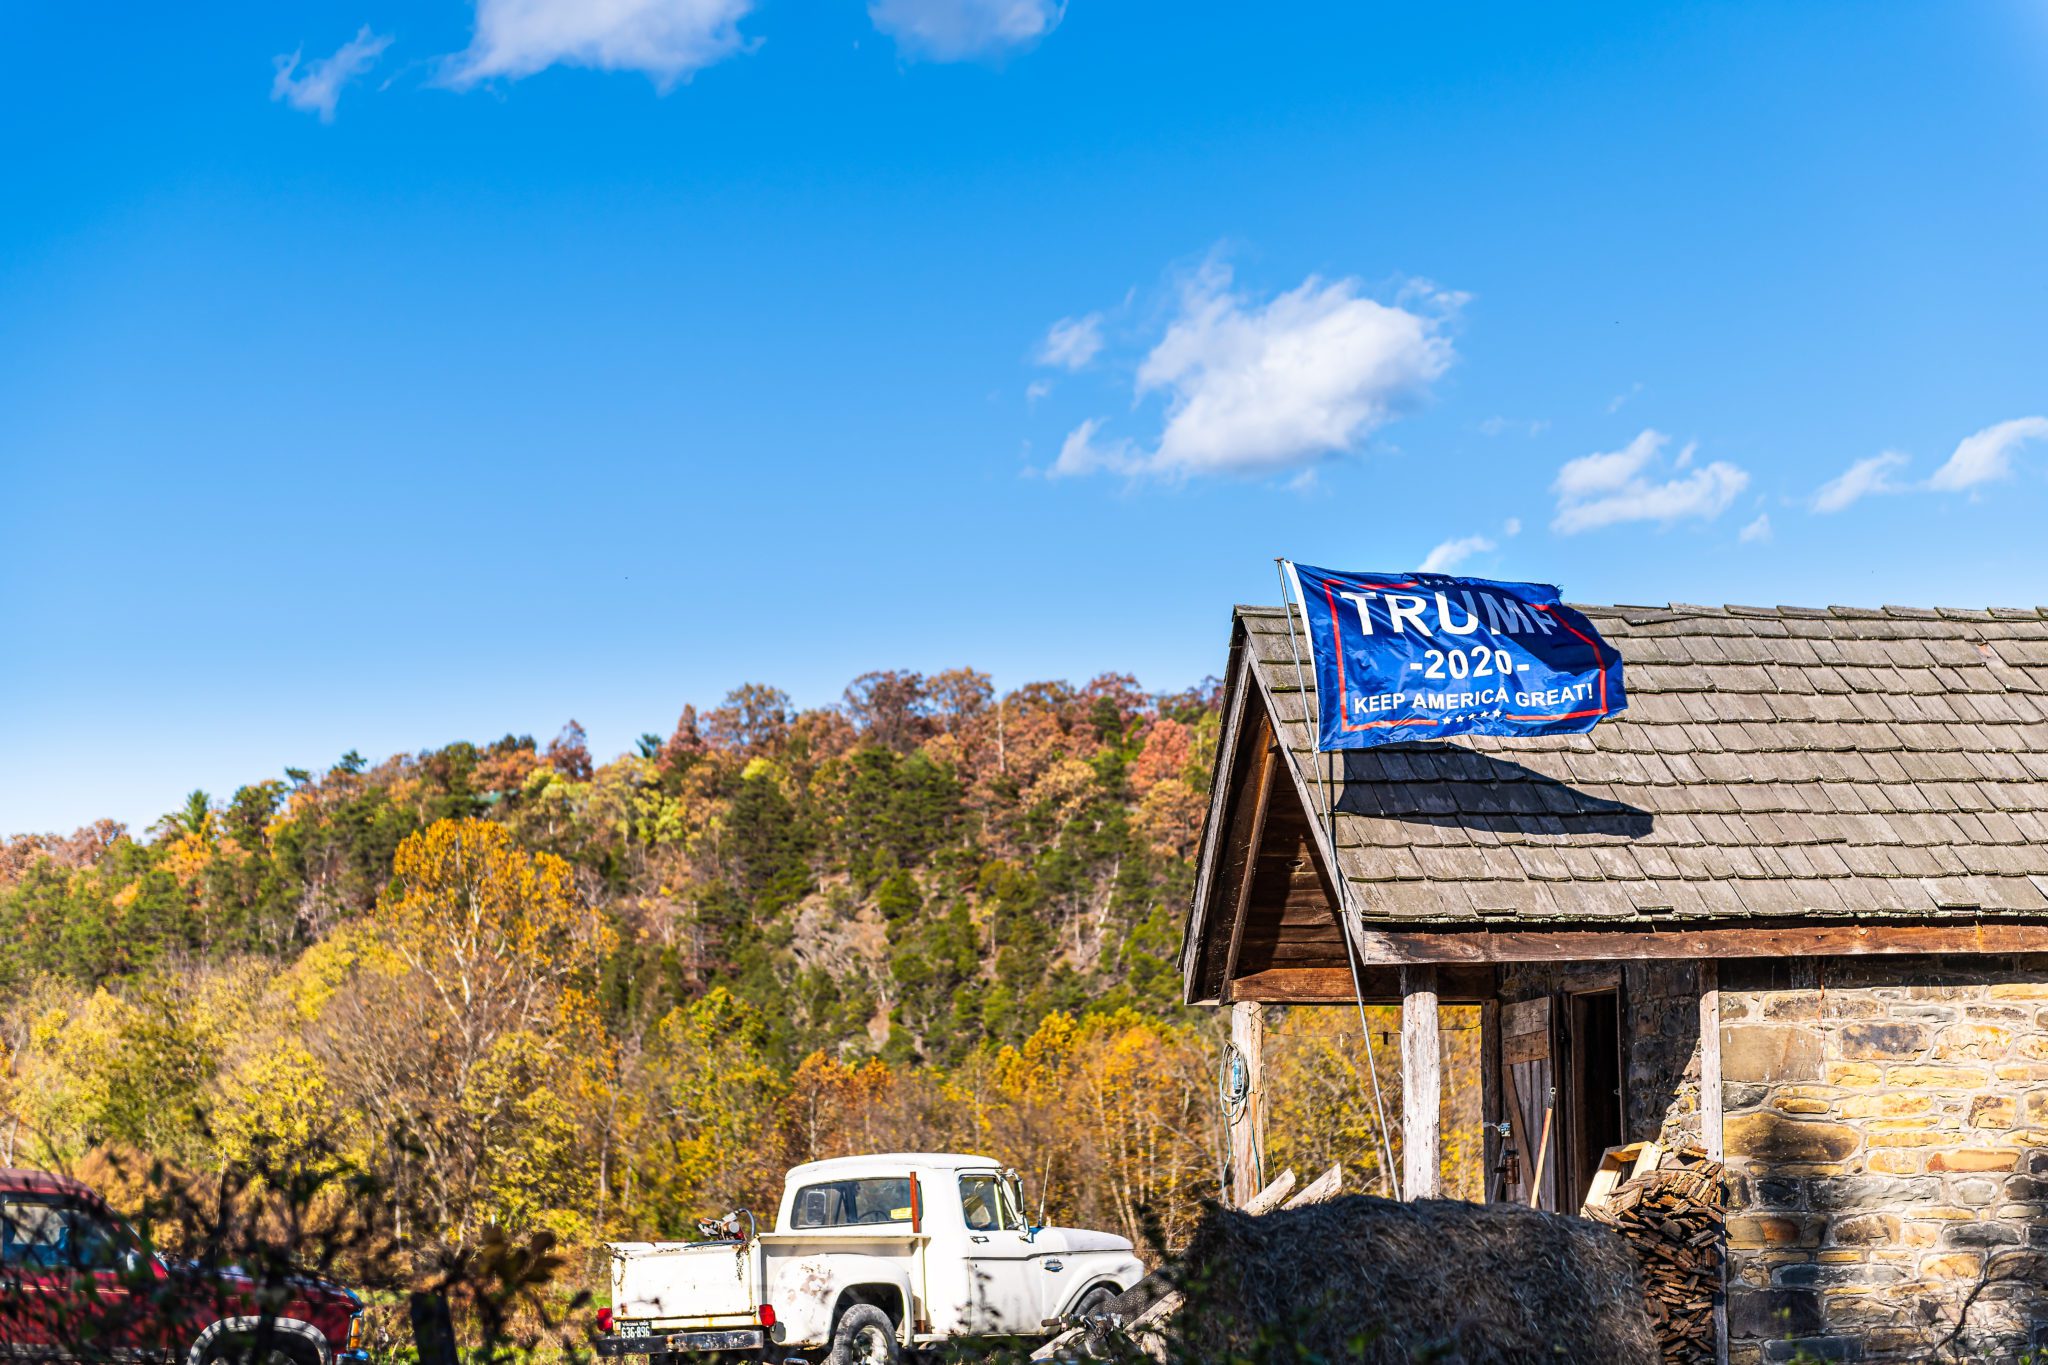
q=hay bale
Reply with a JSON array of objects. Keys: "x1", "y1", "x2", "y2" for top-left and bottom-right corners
[{"x1": 1157, "y1": 1195, "x2": 1660, "y2": 1365}]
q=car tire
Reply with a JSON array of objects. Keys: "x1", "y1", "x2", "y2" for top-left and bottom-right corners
[
  {"x1": 197, "y1": 1330, "x2": 322, "y2": 1365},
  {"x1": 827, "y1": 1303, "x2": 901, "y2": 1365},
  {"x1": 1069, "y1": 1284, "x2": 1119, "y2": 1323}
]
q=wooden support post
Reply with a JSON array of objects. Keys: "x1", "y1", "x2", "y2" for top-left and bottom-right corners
[
  {"x1": 1479, "y1": 994, "x2": 1502, "y2": 1201},
  {"x1": 1400, "y1": 964, "x2": 1441, "y2": 1200},
  {"x1": 1700, "y1": 961, "x2": 1727, "y2": 1365},
  {"x1": 1227, "y1": 1000, "x2": 1266, "y2": 1207}
]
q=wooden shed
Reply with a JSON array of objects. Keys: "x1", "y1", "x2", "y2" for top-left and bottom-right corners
[{"x1": 1181, "y1": 600, "x2": 2048, "y2": 1364}]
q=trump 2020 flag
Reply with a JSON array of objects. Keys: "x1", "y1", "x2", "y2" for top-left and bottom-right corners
[{"x1": 1284, "y1": 562, "x2": 1627, "y2": 751}]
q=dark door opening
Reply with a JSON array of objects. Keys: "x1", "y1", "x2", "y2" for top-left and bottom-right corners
[{"x1": 1566, "y1": 990, "x2": 1624, "y2": 1208}]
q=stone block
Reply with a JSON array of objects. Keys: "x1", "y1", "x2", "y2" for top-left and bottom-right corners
[
  {"x1": 1763, "y1": 991, "x2": 1824, "y2": 1020},
  {"x1": 1943, "y1": 1221, "x2": 2023, "y2": 1247},
  {"x1": 1780, "y1": 1098, "x2": 1832, "y2": 1115},
  {"x1": 1869, "y1": 1151, "x2": 1926, "y2": 1174},
  {"x1": 1727, "y1": 1111, "x2": 1861, "y2": 1164},
  {"x1": 1761, "y1": 1336, "x2": 1862, "y2": 1363},
  {"x1": 1988, "y1": 982, "x2": 2048, "y2": 1000},
  {"x1": 1935, "y1": 1023, "x2": 2015, "y2": 1060},
  {"x1": 1829, "y1": 1212, "x2": 1900, "y2": 1245},
  {"x1": 1841, "y1": 1093, "x2": 1932, "y2": 1119},
  {"x1": 1839, "y1": 1021, "x2": 1933, "y2": 1060},
  {"x1": 1808, "y1": 1176, "x2": 1940, "y2": 1211},
  {"x1": 1921, "y1": 1251, "x2": 1984, "y2": 1278},
  {"x1": 1829, "y1": 1062, "x2": 1883, "y2": 1087},
  {"x1": 1954, "y1": 1178, "x2": 1999, "y2": 1206},
  {"x1": 1886, "y1": 1064, "x2": 1990, "y2": 1088},
  {"x1": 1728, "y1": 1286, "x2": 1825, "y2": 1338},
  {"x1": 1970, "y1": 1095, "x2": 2018, "y2": 1128},
  {"x1": 1995, "y1": 1064, "x2": 2048, "y2": 1082},
  {"x1": 1729, "y1": 1214, "x2": 1825, "y2": 1249},
  {"x1": 1927, "y1": 1149, "x2": 2020, "y2": 1172},
  {"x1": 1726, "y1": 1025, "x2": 1826, "y2": 1083}
]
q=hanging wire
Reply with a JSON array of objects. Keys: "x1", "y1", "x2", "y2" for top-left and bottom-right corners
[{"x1": 1274, "y1": 559, "x2": 1402, "y2": 1200}]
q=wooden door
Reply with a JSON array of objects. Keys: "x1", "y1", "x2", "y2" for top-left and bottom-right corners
[{"x1": 1499, "y1": 997, "x2": 1560, "y2": 1211}]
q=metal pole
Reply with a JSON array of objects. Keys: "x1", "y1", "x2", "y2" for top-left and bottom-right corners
[{"x1": 1275, "y1": 559, "x2": 1401, "y2": 1199}]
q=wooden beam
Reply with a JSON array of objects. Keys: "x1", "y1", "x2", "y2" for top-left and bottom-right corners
[
  {"x1": 1221, "y1": 741, "x2": 1279, "y2": 988},
  {"x1": 1226, "y1": 1001, "x2": 1266, "y2": 1207},
  {"x1": 1345, "y1": 919, "x2": 2048, "y2": 965},
  {"x1": 1229, "y1": 964, "x2": 1497, "y2": 1004},
  {"x1": 1479, "y1": 993, "x2": 1502, "y2": 1203},
  {"x1": 1400, "y1": 964, "x2": 1441, "y2": 1200}
]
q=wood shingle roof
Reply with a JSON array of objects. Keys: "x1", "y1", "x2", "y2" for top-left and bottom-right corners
[{"x1": 1192, "y1": 600, "x2": 2048, "y2": 960}]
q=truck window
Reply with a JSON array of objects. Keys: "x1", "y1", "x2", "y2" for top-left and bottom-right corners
[
  {"x1": 958, "y1": 1175, "x2": 1024, "y2": 1233},
  {"x1": 788, "y1": 1177, "x2": 914, "y2": 1229},
  {"x1": 0, "y1": 1199, "x2": 123, "y2": 1271}
]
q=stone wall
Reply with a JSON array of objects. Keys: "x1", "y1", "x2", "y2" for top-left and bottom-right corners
[{"x1": 1720, "y1": 955, "x2": 2048, "y2": 1363}]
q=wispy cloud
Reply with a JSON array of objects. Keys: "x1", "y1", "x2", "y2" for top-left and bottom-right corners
[
  {"x1": 442, "y1": 0, "x2": 753, "y2": 88},
  {"x1": 1551, "y1": 429, "x2": 1748, "y2": 534},
  {"x1": 869, "y1": 0, "x2": 1064, "y2": 60},
  {"x1": 1051, "y1": 261, "x2": 1459, "y2": 480},
  {"x1": 1419, "y1": 534, "x2": 1495, "y2": 573},
  {"x1": 1606, "y1": 382, "x2": 1643, "y2": 414},
  {"x1": 1927, "y1": 416, "x2": 2048, "y2": 492},
  {"x1": 272, "y1": 26, "x2": 392, "y2": 122},
  {"x1": 1478, "y1": 416, "x2": 1548, "y2": 437},
  {"x1": 1811, "y1": 451, "x2": 1908, "y2": 513},
  {"x1": 1739, "y1": 513, "x2": 1772, "y2": 544},
  {"x1": 1036, "y1": 313, "x2": 1103, "y2": 371}
]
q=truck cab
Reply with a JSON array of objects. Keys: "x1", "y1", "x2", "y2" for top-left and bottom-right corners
[{"x1": 603, "y1": 1153, "x2": 1143, "y2": 1361}]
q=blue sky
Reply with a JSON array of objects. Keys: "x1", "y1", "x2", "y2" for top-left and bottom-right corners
[{"x1": 3, "y1": 1, "x2": 2046, "y2": 836}]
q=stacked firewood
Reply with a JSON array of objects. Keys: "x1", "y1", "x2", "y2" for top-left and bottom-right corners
[{"x1": 1582, "y1": 1149, "x2": 1725, "y2": 1365}]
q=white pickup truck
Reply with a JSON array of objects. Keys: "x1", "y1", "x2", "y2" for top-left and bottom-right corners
[{"x1": 596, "y1": 1152, "x2": 1144, "y2": 1363}]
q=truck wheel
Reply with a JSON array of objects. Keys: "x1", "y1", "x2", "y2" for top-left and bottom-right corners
[
  {"x1": 827, "y1": 1303, "x2": 900, "y2": 1365},
  {"x1": 1070, "y1": 1285, "x2": 1119, "y2": 1322},
  {"x1": 198, "y1": 1333, "x2": 321, "y2": 1365}
]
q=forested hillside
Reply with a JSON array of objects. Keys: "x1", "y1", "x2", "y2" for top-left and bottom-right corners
[{"x1": 0, "y1": 668, "x2": 1448, "y2": 1260}]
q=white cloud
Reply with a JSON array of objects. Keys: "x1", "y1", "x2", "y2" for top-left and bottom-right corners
[
  {"x1": 1739, "y1": 513, "x2": 1772, "y2": 544},
  {"x1": 1550, "y1": 429, "x2": 1748, "y2": 534},
  {"x1": 869, "y1": 0, "x2": 1063, "y2": 60},
  {"x1": 1051, "y1": 262, "x2": 1454, "y2": 480},
  {"x1": 1051, "y1": 417, "x2": 1140, "y2": 477},
  {"x1": 272, "y1": 26, "x2": 392, "y2": 121},
  {"x1": 443, "y1": 0, "x2": 753, "y2": 88},
  {"x1": 1419, "y1": 534, "x2": 1495, "y2": 573},
  {"x1": 1503, "y1": 517, "x2": 1522, "y2": 537},
  {"x1": 1811, "y1": 451, "x2": 1909, "y2": 513},
  {"x1": 1606, "y1": 382, "x2": 1643, "y2": 414},
  {"x1": 1927, "y1": 416, "x2": 2048, "y2": 492},
  {"x1": 1036, "y1": 313, "x2": 1103, "y2": 371}
]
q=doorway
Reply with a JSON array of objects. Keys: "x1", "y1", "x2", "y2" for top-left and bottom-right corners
[{"x1": 1565, "y1": 990, "x2": 1624, "y2": 1207}]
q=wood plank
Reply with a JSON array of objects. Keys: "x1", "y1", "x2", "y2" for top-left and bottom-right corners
[
  {"x1": 1221, "y1": 741, "x2": 1279, "y2": 988},
  {"x1": 1400, "y1": 964, "x2": 1441, "y2": 1200},
  {"x1": 1226, "y1": 964, "x2": 1496, "y2": 1003},
  {"x1": 1345, "y1": 919, "x2": 2048, "y2": 964}
]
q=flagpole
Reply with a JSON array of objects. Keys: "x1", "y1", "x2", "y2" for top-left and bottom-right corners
[{"x1": 1275, "y1": 558, "x2": 1401, "y2": 1200}]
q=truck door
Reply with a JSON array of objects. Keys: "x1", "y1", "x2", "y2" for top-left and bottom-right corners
[{"x1": 955, "y1": 1172, "x2": 1041, "y2": 1336}]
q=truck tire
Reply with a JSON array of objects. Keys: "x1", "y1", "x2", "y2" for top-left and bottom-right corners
[
  {"x1": 197, "y1": 1332, "x2": 322, "y2": 1365},
  {"x1": 1069, "y1": 1284, "x2": 1119, "y2": 1323},
  {"x1": 827, "y1": 1303, "x2": 900, "y2": 1365}
]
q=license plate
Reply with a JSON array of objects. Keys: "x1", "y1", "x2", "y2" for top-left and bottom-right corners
[{"x1": 615, "y1": 1321, "x2": 652, "y2": 1339}]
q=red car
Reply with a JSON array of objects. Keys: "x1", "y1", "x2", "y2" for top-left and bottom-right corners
[{"x1": 0, "y1": 1168, "x2": 367, "y2": 1364}]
